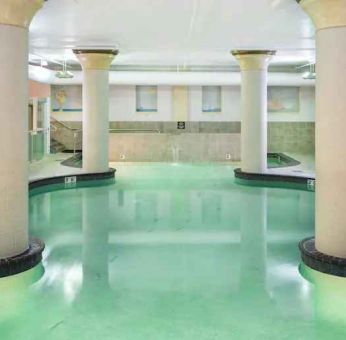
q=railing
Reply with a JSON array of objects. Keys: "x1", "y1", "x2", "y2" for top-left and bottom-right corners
[
  {"x1": 109, "y1": 128, "x2": 161, "y2": 133},
  {"x1": 50, "y1": 117, "x2": 82, "y2": 134},
  {"x1": 50, "y1": 117, "x2": 82, "y2": 155},
  {"x1": 29, "y1": 128, "x2": 48, "y2": 162},
  {"x1": 50, "y1": 117, "x2": 162, "y2": 155}
]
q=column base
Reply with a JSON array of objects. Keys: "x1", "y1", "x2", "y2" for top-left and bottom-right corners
[
  {"x1": 0, "y1": 238, "x2": 45, "y2": 278},
  {"x1": 299, "y1": 237, "x2": 346, "y2": 277},
  {"x1": 234, "y1": 168, "x2": 315, "y2": 191}
]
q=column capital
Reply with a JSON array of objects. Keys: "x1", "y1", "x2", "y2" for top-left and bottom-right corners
[
  {"x1": 0, "y1": 0, "x2": 44, "y2": 28},
  {"x1": 297, "y1": 0, "x2": 346, "y2": 30},
  {"x1": 231, "y1": 50, "x2": 276, "y2": 71},
  {"x1": 73, "y1": 49, "x2": 119, "y2": 70}
]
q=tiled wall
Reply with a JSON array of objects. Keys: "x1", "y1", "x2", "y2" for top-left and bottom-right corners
[
  {"x1": 109, "y1": 133, "x2": 241, "y2": 162},
  {"x1": 109, "y1": 121, "x2": 241, "y2": 134},
  {"x1": 268, "y1": 122, "x2": 315, "y2": 154},
  {"x1": 60, "y1": 121, "x2": 241, "y2": 133},
  {"x1": 55, "y1": 121, "x2": 314, "y2": 160}
]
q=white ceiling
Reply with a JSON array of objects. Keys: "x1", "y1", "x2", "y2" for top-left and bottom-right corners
[{"x1": 29, "y1": 0, "x2": 315, "y2": 68}]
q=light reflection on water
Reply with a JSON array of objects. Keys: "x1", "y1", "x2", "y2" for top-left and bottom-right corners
[{"x1": 1, "y1": 163, "x2": 345, "y2": 339}]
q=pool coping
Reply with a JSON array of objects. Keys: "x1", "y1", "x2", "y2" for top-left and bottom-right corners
[
  {"x1": 234, "y1": 168, "x2": 316, "y2": 191},
  {"x1": 29, "y1": 168, "x2": 116, "y2": 190},
  {"x1": 0, "y1": 168, "x2": 116, "y2": 278},
  {"x1": 299, "y1": 237, "x2": 346, "y2": 277},
  {"x1": 0, "y1": 238, "x2": 45, "y2": 278}
]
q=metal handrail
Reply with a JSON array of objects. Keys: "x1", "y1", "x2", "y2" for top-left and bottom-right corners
[
  {"x1": 109, "y1": 128, "x2": 161, "y2": 133},
  {"x1": 28, "y1": 128, "x2": 48, "y2": 135},
  {"x1": 50, "y1": 117, "x2": 82, "y2": 155},
  {"x1": 50, "y1": 116, "x2": 82, "y2": 132},
  {"x1": 50, "y1": 117, "x2": 161, "y2": 155},
  {"x1": 51, "y1": 117, "x2": 160, "y2": 134}
]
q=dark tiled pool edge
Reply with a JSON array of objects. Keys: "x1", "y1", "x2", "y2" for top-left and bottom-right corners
[
  {"x1": 299, "y1": 237, "x2": 346, "y2": 277},
  {"x1": 0, "y1": 238, "x2": 45, "y2": 278},
  {"x1": 0, "y1": 168, "x2": 116, "y2": 278},
  {"x1": 234, "y1": 168, "x2": 315, "y2": 191},
  {"x1": 29, "y1": 168, "x2": 116, "y2": 190}
]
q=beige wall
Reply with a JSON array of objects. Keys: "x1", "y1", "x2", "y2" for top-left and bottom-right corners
[
  {"x1": 51, "y1": 85, "x2": 315, "y2": 123},
  {"x1": 172, "y1": 86, "x2": 189, "y2": 121}
]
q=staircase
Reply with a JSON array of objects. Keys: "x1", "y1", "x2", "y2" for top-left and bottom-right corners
[
  {"x1": 50, "y1": 117, "x2": 82, "y2": 154},
  {"x1": 50, "y1": 138, "x2": 66, "y2": 153}
]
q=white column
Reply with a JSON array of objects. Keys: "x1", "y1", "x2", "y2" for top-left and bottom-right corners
[
  {"x1": 298, "y1": 0, "x2": 346, "y2": 258},
  {"x1": 232, "y1": 50, "x2": 275, "y2": 174},
  {"x1": 0, "y1": 0, "x2": 44, "y2": 259},
  {"x1": 73, "y1": 49, "x2": 118, "y2": 173}
]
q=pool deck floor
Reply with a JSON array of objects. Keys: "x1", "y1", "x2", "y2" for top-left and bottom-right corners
[{"x1": 29, "y1": 153, "x2": 84, "y2": 181}]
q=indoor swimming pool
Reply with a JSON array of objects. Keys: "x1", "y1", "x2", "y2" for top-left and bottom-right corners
[{"x1": 0, "y1": 163, "x2": 345, "y2": 339}]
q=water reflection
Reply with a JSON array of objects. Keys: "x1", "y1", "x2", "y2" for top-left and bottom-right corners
[
  {"x1": 1, "y1": 164, "x2": 326, "y2": 339},
  {"x1": 240, "y1": 188, "x2": 267, "y2": 292},
  {"x1": 82, "y1": 187, "x2": 110, "y2": 290},
  {"x1": 300, "y1": 264, "x2": 346, "y2": 338}
]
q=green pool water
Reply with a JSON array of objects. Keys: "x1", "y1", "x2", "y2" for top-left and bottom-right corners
[{"x1": 1, "y1": 163, "x2": 345, "y2": 339}]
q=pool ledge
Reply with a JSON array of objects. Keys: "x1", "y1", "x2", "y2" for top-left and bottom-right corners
[
  {"x1": 299, "y1": 237, "x2": 346, "y2": 277},
  {"x1": 0, "y1": 238, "x2": 45, "y2": 278},
  {"x1": 29, "y1": 168, "x2": 116, "y2": 191},
  {"x1": 234, "y1": 168, "x2": 315, "y2": 191}
]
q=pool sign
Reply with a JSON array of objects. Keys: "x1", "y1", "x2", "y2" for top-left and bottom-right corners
[
  {"x1": 65, "y1": 176, "x2": 77, "y2": 188},
  {"x1": 307, "y1": 179, "x2": 315, "y2": 191},
  {"x1": 177, "y1": 121, "x2": 185, "y2": 129}
]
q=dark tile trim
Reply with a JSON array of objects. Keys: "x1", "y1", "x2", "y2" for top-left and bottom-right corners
[
  {"x1": 0, "y1": 238, "x2": 45, "y2": 278},
  {"x1": 234, "y1": 168, "x2": 315, "y2": 191},
  {"x1": 29, "y1": 168, "x2": 116, "y2": 191},
  {"x1": 299, "y1": 237, "x2": 346, "y2": 277}
]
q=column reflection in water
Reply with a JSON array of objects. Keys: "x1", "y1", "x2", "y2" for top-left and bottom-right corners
[
  {"x1": 239, "y1": 187, "x2": 268, "y2": 293},
  {"x1": 170, "y1": 191, "x2": 191, "y2": 228},
  {"x1": 201, "y1": 192, "x2": 221, "y2": 226},
  {"x1": 0, "y1": 266, "x2": 44, "y2": 320},
  {"x1": 135, "y1": 191, "x2": 158, "y2": 227},
  {"x1": 300, "y1": 264, "x2": 346, "y2": 338},
  {"x1": 81, "y1": 187, "x2": 110, "y2": 291},
  {"x1": 53, "y1": 187, "x2": 113, "y2": 338}
]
